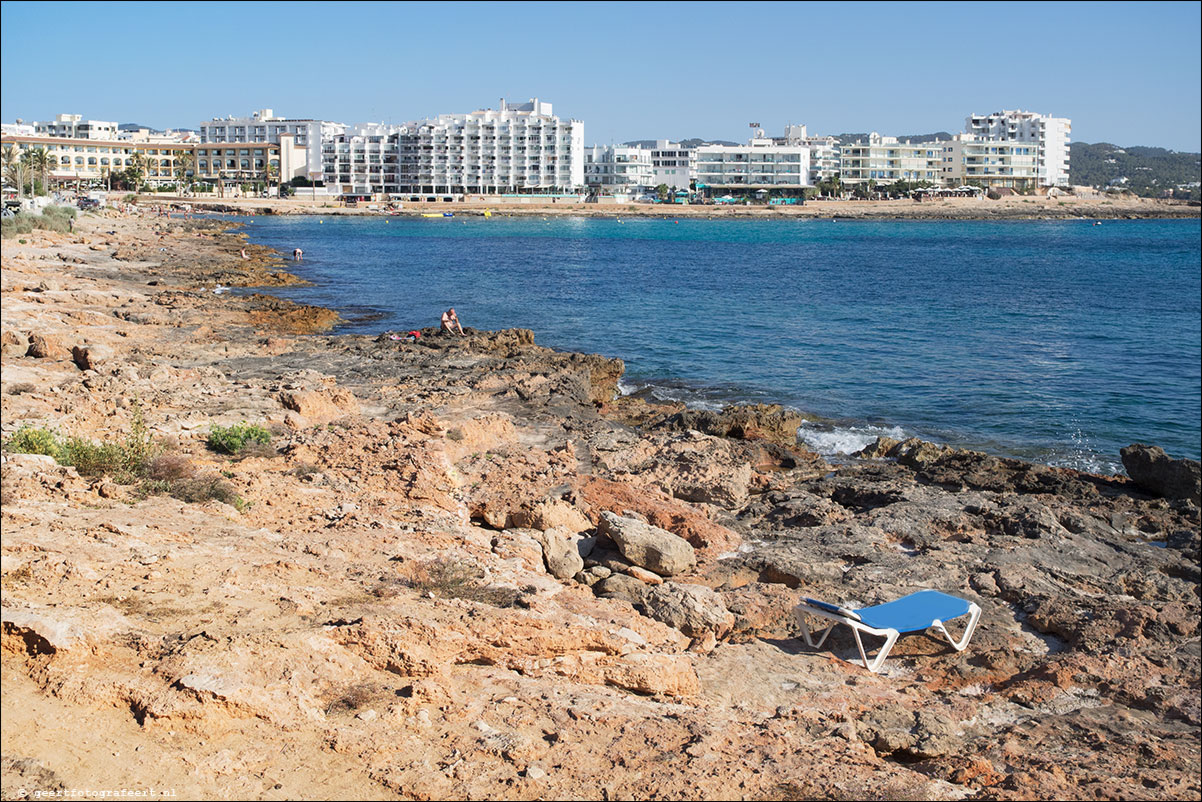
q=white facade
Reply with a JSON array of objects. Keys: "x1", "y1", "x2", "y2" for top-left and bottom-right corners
[
  {"x1": 940, "y1": 134, "x2": 1039, "y2": 188},
  {"x1": 695, "y1": 131, "x2": 811, "y2": 194},
  {"x1": 321, "y1": 123, "x2": 402, "y2": 196},
  {"x1": 966, "y1": 110, "x2": 1071, "y2": 187},
  {"x1": 838, "y1": 133, "x2": 944, "y2": 185},
  {"x1": 650, "y1": 140, "x2": 694, "y2": 191},
  {"x1": 320, "y1": 99, "x2": 584, "y2": 197},
  {"x1": 199, "y1": 109, "x2": 345, "y2": 181},
  {"x1": 584, "y1": 145, "x2": 654, "y2": 195},
  {"x1": 780, "y1": 125, "x2": 840, "y2": 185},
  {"x1": 394, "y1": 99, "x2": 584, "y2": 195},
  {"x1": 35, "y1": 113, "x2": 118, "y2": 140}
]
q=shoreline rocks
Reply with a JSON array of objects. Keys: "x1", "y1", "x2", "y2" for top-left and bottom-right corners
[{"x1": 1, "y1": 212, "x2": 1198, "y2": 802}]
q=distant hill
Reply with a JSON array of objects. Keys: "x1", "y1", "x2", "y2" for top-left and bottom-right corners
[
  {"x1": 1070, "y1": 142, "x2": 1200, "y2": 200},
  {"x1": 119, "y1": 122, "x2": 156, "y2": 132}
]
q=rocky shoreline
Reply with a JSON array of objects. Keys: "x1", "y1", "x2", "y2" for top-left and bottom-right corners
[
  {"x1": 2, "y1": 211, "x2": 1199, "y2": 800},
  {"x1": 181, "y1": 194, "x2": 1202, "y2": 221}
]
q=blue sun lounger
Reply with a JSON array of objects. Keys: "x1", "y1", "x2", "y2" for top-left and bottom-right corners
[{"x1": 794, "y1": 590, "x2": 981, "y2": 673}]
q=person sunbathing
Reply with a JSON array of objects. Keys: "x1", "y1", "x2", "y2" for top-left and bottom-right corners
[{"x1": 441, "y1": 307, "x2": 465, "y2": 336}]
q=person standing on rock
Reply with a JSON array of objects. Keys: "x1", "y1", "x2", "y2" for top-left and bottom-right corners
[{"x1": 441, "y1": 307, "x2": 465, "y2": 336}]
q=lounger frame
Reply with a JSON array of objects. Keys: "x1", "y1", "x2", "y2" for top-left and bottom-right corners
[{"x1": 794, "y1": 600, "x2": 981, "y2": 673}]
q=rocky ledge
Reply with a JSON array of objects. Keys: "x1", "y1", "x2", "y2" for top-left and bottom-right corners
[{"x1": 1, "y1": 213, "x2": 1198, "y2": 800}]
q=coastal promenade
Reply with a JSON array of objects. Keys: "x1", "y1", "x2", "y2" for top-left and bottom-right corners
[
  {"x1": 1, "y1": 210, "x2": 1199, "y2": 799},
  {"x1": 171, "y1": 193, "x2": 1200, "y2": 220}
]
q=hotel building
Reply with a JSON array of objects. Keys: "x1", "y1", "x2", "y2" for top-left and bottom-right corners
[
  {"x1": 838, "y1": 133, "x2": 944, "y2": 186},
  {"x1": 321, "y1": 98, "x2": 584, "y2": 197},
  {"x1": 1, "y1": 133, "x2": 278, "y2": 188},
  {"x1": 34, "y1": 113, "x2": 119, "y2": 140},
  {"x1": 584, "y1": 145, "x2": 654, "y2": 196},
  {"x1": 939, "y1": 134, "x2": 1039, "y2": 189},
  {"x1": 694, "y1": 131, "x2": 811, "y2": 196},
  {"x1": 199, "y1": 109, "x2": 345, "y2": 183},
  {"x1": 650, "y1": 140, "x2": 695, "y2": 192},
  {"x1": 780, "y1": 125, "x2": 840, "y2": 185},
  {"x1": 966, "y1": 110, "x2": 1071, "y2": 187}
]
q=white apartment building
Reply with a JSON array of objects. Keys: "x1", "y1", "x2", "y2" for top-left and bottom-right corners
[
  {"x1": 940, "y1": 134, "x2": 1039, "y2": 189},
  {"x1": 966, "y1": 110, "x2": 1071, "y2": 186},
  {"x1": 322, "y1": 123, "x2": 402, "y2": 196},
  {"x1": 320, "y1": 99, "x2": 584, "y2": 197},
  {"x1": 199, "y1": 109, "x2": 346, "y2": 182},
  {"x1": 394, "y1": 99, "x2": 584, "y2": 196},
  {"x1": 780, "y1": 125, "x2": 840, "y2": 185},
  {"x1": 695, "y1": 130, "x2": 810, "y2": 196},
  {"x1": 584, "y1": 145, "x2": 654, "y2": 196},
  {"x1": 35, "y1": 113, "x2": 119, "y2": 140},
  {"x1": 838, "y1": 133, "x2": 944, "y2": 185},
  {"x1": 650, "y1": 140, "x2": 694, "y2": 191}
]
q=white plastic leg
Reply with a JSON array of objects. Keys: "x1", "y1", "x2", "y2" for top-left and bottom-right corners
[
  {"x1": 931, "y1": 604, "x2": 981, "y2": 652},
  {"x1": 852, "y1": 627, "x2": 900, "y2": 673},
  {"x1": 804, "y1": 623, "x2": 835, "y2": 649},
  {"x1": 795, "y1": 609, "x2": 836, "y2": 649}
]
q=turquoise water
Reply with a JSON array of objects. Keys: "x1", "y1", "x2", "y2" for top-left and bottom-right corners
[{"x1": 232, "y1": 214, "x2": 1201, "y2": 473}]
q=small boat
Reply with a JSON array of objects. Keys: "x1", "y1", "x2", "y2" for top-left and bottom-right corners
[{"x1": 421, "y1": 212, "x2": 455, "y2": 218}]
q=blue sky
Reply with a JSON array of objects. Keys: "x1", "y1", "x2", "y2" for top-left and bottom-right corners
[{"x1": 2, "y1": 1, "x2": 1199, "y2": 150}]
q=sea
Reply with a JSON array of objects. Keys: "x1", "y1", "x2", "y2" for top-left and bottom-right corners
[{"x1": 226, "y1": 213, "x2": 1201, "y2": 474}]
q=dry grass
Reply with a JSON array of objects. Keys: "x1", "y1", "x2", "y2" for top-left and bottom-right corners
[
  {"x1": 388, "y1": 557, "x2": 521, "y2": 608},
  {"x1": 323, "y1": 681, "x2": 394, "y2": 716}
]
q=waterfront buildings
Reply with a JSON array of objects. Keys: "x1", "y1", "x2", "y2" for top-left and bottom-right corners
[
  {"x1": 779, "y1": 125, "x2": 839, "y2": 185},
  {"x1": 199, "y1": 109, "x2": 345, "y2": 183},
  {"x1": 321, "y1": 98, "x2": 584, "y2": 198},
  {"x1": 321, "y1": 123, "x2": 401, "y2": 197},
  {"x1": 966, "y1": 110, "x2": 1071, "y2": 187},
  {"x1": 1, "y1": 133, "x2": 278, "y2": 189},
  {"x1": 4, "y1": 103, "x2": 1074, "y2": 198},
  {"x1": 650, "y1": 140, "x2": 695, "y2": 192},
  {"x1": 838, "y1": 133, "x2": 944, "y2": 186},
  {"x1": 694, "y1": 130, "x2": 811, "y2": 196},
  {"x1": 940, "y1": 134, "x2": 1039, "y2": 189},
  {"x1": 34, "y1": 113, "x2": 119, "y2": 140},
  {"x1": 584, "y1": 145, "x2": 654, "y2": 196}
]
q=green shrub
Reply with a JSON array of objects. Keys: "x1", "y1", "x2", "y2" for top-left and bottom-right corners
[
  {"x1": 207, "y1": 422, "x2": 273, "y2": 456},
  {"x1": 1, "y1": 213, "x2": 71, "y2": 239},
  {"x1": 42, "y1": 205, "x2": 77, "y2": 220},
  {"x1": 3, "y1": 406, "x2": 158, "y2": 480},
  {"x1": 5, "y1": 425, "x2": 60, "y2": 456}
]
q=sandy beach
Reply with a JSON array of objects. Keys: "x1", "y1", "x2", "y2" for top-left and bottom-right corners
[{"x1": 1, "y1": 209, "x2": 1199, "y2": 800}]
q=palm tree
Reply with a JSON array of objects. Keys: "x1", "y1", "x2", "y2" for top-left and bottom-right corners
[
  {"x1": 127, "y1": 152, "x2": 148, "y2": 193},
  {"x1": 173, "y1": 151, "x2": 195, "y2": 196},
  {"x1": 1, "y1": 144, "x2": 21, "y2": 198},
  {"x1": 262, "y1": 161, "x2": 279, "y2": 196},
  {"x1": 27, "y1": 147, "x2": 53, "y2": 195}
]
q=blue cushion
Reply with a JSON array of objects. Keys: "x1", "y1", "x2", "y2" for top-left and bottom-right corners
[{"x1": 854, "y1": 590, "x2": 972, "y2": 633}]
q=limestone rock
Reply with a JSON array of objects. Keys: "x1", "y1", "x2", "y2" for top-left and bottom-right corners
[
  {"x1": 598, "y1": 511, "x2": 696, "y2": 577},
  {"x1": 533, "y1": 527, "x2": 586, "y2": 580},
  {"x1": 641, "y1": 582, "x2": 735, "y2": 638},
  {"x1": 26, "y1": 334, "x2": 68, "y2": 360},
  {"x1": 1121, "y1": 444, "x2": 1201, "y2": 503},
  {"x1": 856, "y1": 436, "x2": 901, "y2": 459},
  {"x1": 71, "y1": 343, "x2": 114, "y2": 371},
  {"x1": 278, "y1": 387, "x2": 360, "y2": 424},
  {"x1": 658, "y1": 403, "x2": 805, "y2": 447},
  {"x1": 595, "y1": 574, "x2": 649, "y2": 606}
]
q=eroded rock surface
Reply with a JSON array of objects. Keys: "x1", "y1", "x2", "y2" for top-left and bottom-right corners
[{"x1": 1, "y1": 213, "x2": 1197, "y2": 801}]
